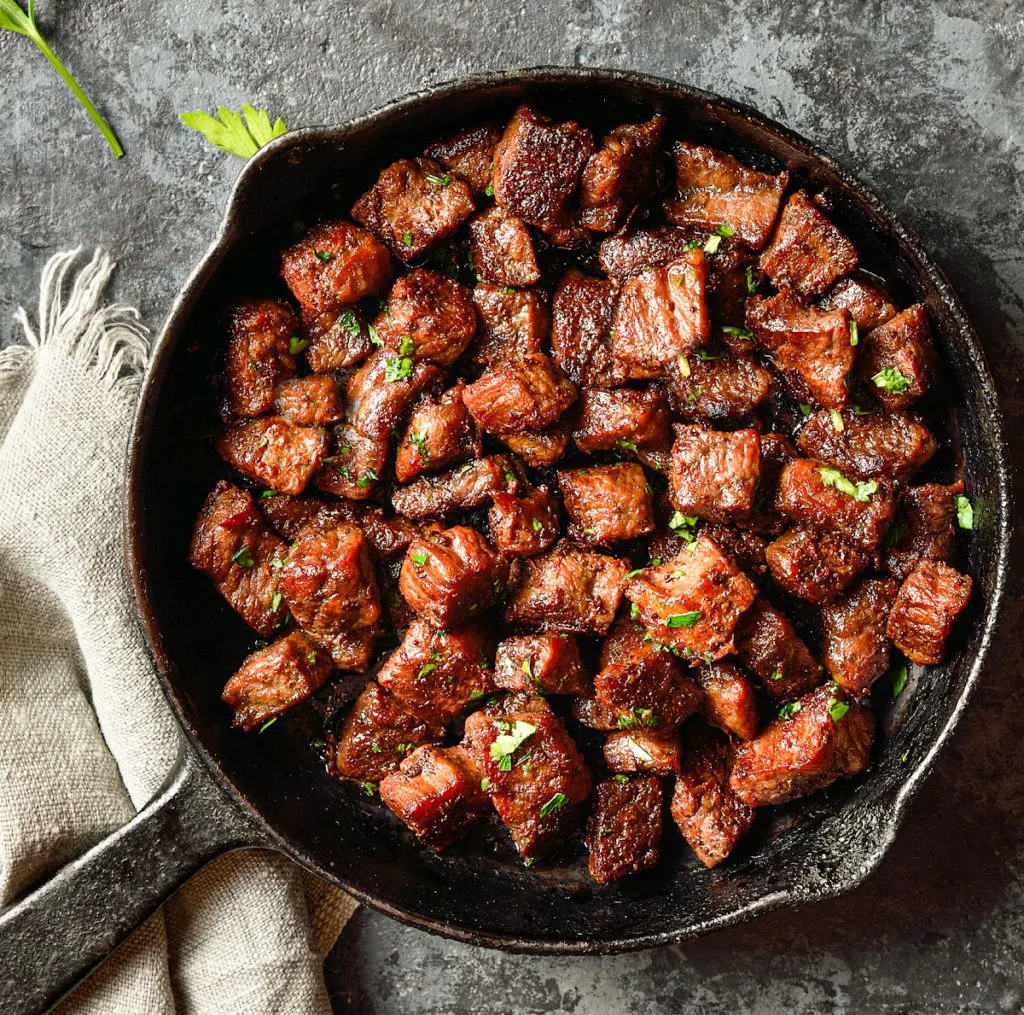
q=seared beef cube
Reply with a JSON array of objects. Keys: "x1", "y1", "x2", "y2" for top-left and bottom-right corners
[
  {"x1": 491, "y1": 104, "x2": 595, "y2": 236},
  {"x1": 379, "y1": 745, "x2": 490, "y2": 850},
  {"x1": 485, "y1": 692, "x2": 553, "y2": 720},
  {"x1": 578, "y1": 114, "x2": 666, "y2": 233},
  {"x1": 573, "y1": 387, "x2": 672, "y2": 455},
  {"x1": 378, "y1": 619, "x2": 494, "y2": 722},
  {"x1": 303, "y1": 306, "x2": 374, "y2": 372},
  {"x1": 259, "y1": 492, "x2": 358, "y2": 542},
  {"x1": 662, "y1": 141, "x2": 788, "y2": 249},
  {"x1": 586, "y1": 776, "x2": 662, "y2": 883},
  {"x1": 611, "y1": 252, "x2": 710, "y2": 380},
  {"x1": 666, "y1": 352, "x2": 772, "y2": 424},
  {"x1": 819, "y1": 274, "x2": 897, "y2": 331},
  {"x1": 495, "y1": 634, "x2": 589, "y2": 696},
  {"x1": 281, "y1": 219, "x2": 393, "y2": 316},
  {"x1": 887, "y1": 559, "x2": 973, "y2": 665},
  {"x1": 700, "y1": 524, "x2": 768, "y2": 579},
  {"x1": 570, "y1": 695, "x2": 624, "y2": 731},
  {"x1": 391, "y1": 455, "x2": 520, "y2": 519},
  {"x1": 694, "y1": 661, "x2": 760, "y2": 740},
  {"x1": 346, "y1": 349, "x2": 443, "y2": 441},
  {"x1": 559, "y1": 463, "x2": 655, "y2": 545},
  {"x1": 734, "y1": 596, "x2": 823, "y2": 701},
  {"x1": 822, "y1": 578, "x2": 899, "y2": 696},
  {"x1": 488, "y1": 486, "x2": 560, "y2": 558},
  {"x1": 551, "y1": 269, "x2": 618, "y2": 388},
  {"x1": 374, "y1": 269, "x2": 478, "y2": 366},
  {"x1": 327, "y1": 626, "x2": 378, "y2": 672},
  {"x1": 766, "y1": 525, "x2": 870, "y2": 603},
  {"x1": 883, "y1": 481, "x2": 962, "y2": 581},
  {"x1": 740, "y1": 432, "x2": 797, "y2": 537},
  {"x1": 468, "y1": 207, "x2": 540, "y2": 287},
  {"x1": 858, "y1": 304, "x2": 939, "y2": 410},
  {"x1": 747, "y1": 293, "x2": 853, "y2": 409},
  {"x1": 595, "y1": 647, "x2": 702, "y2": 733},
  {"x1": 776, "y1": 457, "x2": 896, "y2": 551},
  {"x1": 471, "y1": 283, "x2": 549, "y2": 365},
  {"x1": 706, "y1": 242, "x2": 760, "y2": 328},
  {"x1": 224, "y1": 298, "x2": 299, "y2": 417},
  {"x1": 506, "y1": 542, "x2": 627, "y2": 635},
  {"x1": 279, "y1": 522, "x2": 381, "y2": 663},
  {"x1": 598, "y1": 224, "x2": 703, "y2": 279},
  {"x1": 314, "y1": 423, "x2": 388, "y2": 501},
  {"x1": 730, "y1": 685, "x2": 874, "y2": 807},
  {"x1": 669, "y1": 425, "x2": 761, "y2": 523},
  {"x1": 463, "y1": 708, "x2": 592, "y2": 858},
  {"x1": 463, "y1": 353, "x2": 577, "y2": 436},
  {"x1": 760, "y1": 190, "x2": 859, "y2": 299},
  {"x1": 221, "y1": 631, "x2": 332, "y2": 732},
  {"x1": 604, "y1": 729, "x2": 681, "y2": 775},
  {"x1": 399, "y1": 525, "x2": 498, "y2": 628},
  {"x1": 500, "y1": 419, "x2": 572, "y2": 467},
  {"x1": 797, "y1": 409, "x2": 937, "y2": 484},
  {"x1": 217, "y1": 417, "x2": 327, "y2": 496},
  {"x1": 272, "y1": 373, "x2": 345, "y2": 426},
  {"x1": 624, "y1": 536, "x2": 758, "y2": 661},
  {"x1": 351, "y1": 156, "x2": 476, "y2": 262},
  {"x1": 395, "y1": 382, "x2": 481, "y2": 484},
  {"x1": 672, "y1": 724, "x2": 755, "y2": 868},
  {"x1": 423, "y1": 123, "x2": 502, "y2": 196},
  {"x1": 333, "y1": 681, "x2": 444, "y2": 782}
]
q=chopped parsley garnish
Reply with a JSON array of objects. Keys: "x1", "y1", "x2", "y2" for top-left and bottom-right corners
[
  {"x1": 955, "y1": 494, "x2": 973, "y2": 530},
  {"x1": 361, "y1": 781, "x2": 378, "y2": 797},
  {"x1": 851, "y1": 404, "x2": 875, "y2": 416},
  {"x1": 697, "y1": 348, "x2": 721, "y2": 361},
  {"x1": 408, "y1": 431, "x2": 429, "y2": 460},
  {"x1": 426, "y1": 173, "x2": 452, "y2": 187},
  {"x1": 469, "y1": 689, "x2": 486, "y2": 701},
  {"x1": 818, "y1": 466, "x2": 878, "y2": 502},
  {"x1": 258, "y1": 716, "x2": 278, "y2": 733},
  {"x1": 849, "y1": 320, "x2": 859, "y2": 346},
  {"x1": 398, "y1": 335, "x2": 416, "y2": 356},
  {"x1": 401, "y1": 230, "x2": 414, "y2": 247},
  {"x1": 457, "y1": 462, "x2": 475, "y2": 474},
  {"x1": 306, "y1": 650, "x2": 318, "y2": 665},
  {"x1": 624, "y1": 567, "x2": 644, "y2": 581},
  {"x1": 314, "y1": 249, "x2": 333, "y2": 262},
  {"x1": 722, "y1": 325, "x2": 753, "y2": 339},
  {"x1": 798, "y1": 403, "x2": 812, "y2": 416},
  {"x1": 370, "y1": 744, "x2": 382, "y2": 754},
  {"x1": 714, "y1": 224, "x2": 735, "y2": 237},
  {"x1": 539, "y1": 792, "x2": 568, "y2": 818},
  {"x1": 703, "y1": 234, "x2": 722, "y2": 255},
  {"x1": 681, "y1": 238, "x2": 701, "y2": 252},
  {"x1": 617, "y1": 707, "x2": 656, "y2": 729},
  {"x1": 613, "y1": 773, "x2": 630, "y2": 783},
  {"x1": 778, "y1": 702, "x2": 801, "y2": 720},
  {"x1": 355, "y1": 468, "x2": 378, "y2": 488},
  {"x1": 630, "y1": 602, "x2": 640, "y2": 620},
  {"x1": 411, "y1": 551, "x2": 428, "y2": 565},
  {"x1": 503, "y1": 468, "x2": 516, "y2": 484},
  {"x1": 396, "y1": 743, "x2": 414, "y2": 754},
  {"x1": 480, "y1": 777, "x2": 491, "y2": 791},
  {"x1": 650, "y1": 556, "x2": 663, "y2": 567},
  {"x1": 770, "y1": 667, "x2": 784, "y2": 681},
  {"x1": 232, "y1": 545, "x2": 255, "y2": 568},
  {"x1": 289, "y1": 335, "x2": 310, "y2": 355},
  {"x1": 665, "y1": 611, "x2": 701, "y2": 628},
  {"x1": 891, "y1": 665, "x2": 908, "y2": 697},
  {"x1": 490, "y1": 720, "x2": 536, "y2": 770},
  {"x1": 270, "y1": 590, "x2": 283, "y2": 612},
  {"x1": 484, "y1": 183, "x2": 494, "y2": 197},
  {"x1": 668, "y1": 512, "x2": 699, "y2": 541},
  {"x1": 617, "y1": 438, "x2": 639, "y2": 454},
  {"x1": 627, "y1": 739, "x2": 654, "y2": 763},
  {"x1": 417, "y1": 651, "x2": 442, "y2": 681},
  {"x1": 872, "y1": 367, "x2": 911, "y2": 393},
  {"x1": 261, "y1": 489, "x2": 277, "y2": 498},
  {"x1": 531, "y1": 517, "x2": 543, "y2": 533},
  {"x1": 678, "y1": 354, "x2": 691, "y2": 378},
  {"x1": 384, "y1": 355, "x2": 414, "y2": 382},
  {"x1": 521, "y1": 658, "x2": 533, "y2": 678},
  {"x1": 828, "y1": 697, "x2": 850, "y2": 722},
  {"x1": 745, "y1": 264, "x2": 758, "y2": 294},
  {"x1": 367, "y1": 324, "x2": 383, "y2": 347},
  {"x1": 339, "y1": 310, "x2": 361, "y2": 335},
  {"x1": 830, "y1": 408, "x2": 845, "y2": 432}
]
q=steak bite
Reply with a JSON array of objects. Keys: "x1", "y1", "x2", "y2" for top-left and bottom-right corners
[
  {"x1": 570, "y1": 695, "x2": 625, "y2": 731},
  {"x1": 377, "y1": 619, "x2": 494, "y2": 723},
  {"x1": 379, "y1": 745, "x2": 491, "y2": 850},
  {"x1": 604, "y1": 729, "x2": 682, "y2": 775},
  {"x1": 730, "y1": 684, "x2": 875, "y2": 807},
  {"x1": 586, "y1": 776, "x2": 663, "y2": 883},
  {"x1": 733, "y1": 596, "x2": 823, "y2": 702},
  {"x1": 221, "y1": 631, "x2": 333, "y2": 732},
  {"x1": 303, "y1": 305, "x2": 375, "y2": 372},
  {"x1": 462, "y1": 353, "x2": 577, "y2": 436},
  {"x1": 463, "y1": 707, "x2": 593, "y2": 859},
  {"x1": 491, "y1": 104, "x2": 595, "y2": 237},
  {"x1": 700, "y1": 524, "x2": 768, "y2": 579},
  {"x1": 858, "y1": 304, "x2": 939, "y2": 411},
  {"x1": 224, "y1": 298, "x2": 300, "y2": 417},
  {"x1": 423, "y1": 122, "x2": 502, "y2": 196},
  {"x1": 669, "y1": 425, "x2": 761, "y2": 523},
  {"x1": 759, "y1": 190, "x2": 859, "y2": 299},
  {"x1": 314, "y1": 423, "x2": 388, "y2": 501},
  {"x1": 624, "y1": 536, "x2": 759, "y2": 662},
  {"x1": 822, "y1": 578, "x2": 899, "y2": 696},
  {"x1": 558, "y1": 463, "x2": 655, "y2": 545},
  {"x1": 494, "y1": 633, "x2": 590, "y2": 696},
  {"x1": 775, "y1": 457, "x2": 896, "y2": 551},
  {"x1": 471, "y1": 283, "x2": 550, "y2": 365},
  {"x1": 271, "y1": 373, "x2": 346, "y2": 426},
  {"x1": 572, "y1": 386, "x2": 672, "y2": 455},
  {"x1": 505, "y1": 542, "x2": 627, "y2": 635},
  {"x1": 818, "y1": 274, "x2": 897, "y2": 331},
  {"x1": 578, "y1": 114, "x2": 666, "y2": 233},
  {"x1": 345, "y1": 349, "x2": 443, "y2": 441},
  {"x1": 882, "y1": 481, "x2": 962, "y2": 581},
  {"x1": 391, "y1": 455, "x2": 520, "y2": 519},
  {"x1": 746, "y1": 293, "x2": 854, "y2": 409},
  {"x1": 671, "y1": 724, "x2": 756, "y2": 868},
  {"x1": 766, "y1": 525, "x2": 871, "y2": 603},
  {"x1": 217, "y1": 416, "x2": 328, "y2": 496},
  {"x1": 886, "y1": 559, "x2": 973, "y2": 665},
  {"x1": 399, "y1": 525, "x2": 499, "y2": 629},
  {"x1": 373, "y1": 268, "x2": 478, "y2": 366},
  {"x1": 488, "y1": 486, "x2": 560, "y2": 558},
  {"x1": 551, "y1": 269, "x2": 619, "y2": 388},
  {"x1": 740, "y1": 432, "x2": 798, "y2": 537},
  {"x1": 598, "y1": 224, "x2": 704, "y2": 279},
  {"x1": 468, "y1": 206, "x2": 541, "y2": 287},
  {"x1": 665, "y1": 352, "x2": 773, "y2": 424},
  {"x1": 351, "y1": 156, "x2": 476, "y2": 262},
  {"x1": 499, "y1": 420, "x2": 573, "y2": 468},
  {"x1": 693, "y1": 661, "x2": 760, "y2": 740},
  {"x1": 610, "y1": 251, "x2": 711, "y2": 380},
  {"x1": 259, "y1": 492, "x2": 359, "y2": 543},
  {"x1": 662, "y1": 141, "x2": 789, "y2": 249},
  {"x1": 280, "y1": 219, "x2": 393, "y2": 316},
  {"x1": 332, "y1": 681, "x2": 445, "y2": 783},
  {"x1": 796, "y1": 409, "x2": 937, "y2": 484},
  {"x1": 394, "y1": 381, "x2": 482, "y2": 484}
]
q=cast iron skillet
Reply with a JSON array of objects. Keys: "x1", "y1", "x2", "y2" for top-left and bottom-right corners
[{"x1": 0, "y1": 67, "x2": 1011, "y2": 1015}]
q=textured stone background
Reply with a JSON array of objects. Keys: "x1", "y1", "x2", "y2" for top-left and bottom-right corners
[{"x1": 2, "y1": 1, "x2": 1023, "y2": 1013}]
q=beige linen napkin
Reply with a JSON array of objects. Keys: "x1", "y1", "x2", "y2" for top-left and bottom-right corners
[{"x1": 0, "y1": 249, "x2": 356, "y2": 1014}]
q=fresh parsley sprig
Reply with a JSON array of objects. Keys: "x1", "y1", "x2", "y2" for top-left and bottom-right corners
[
  {"x1": 180, "y1": 104, "x2": 287, "y2": 158},
  {"x1": 1, "y1": 0, "x2": 123, "y2": 157}
]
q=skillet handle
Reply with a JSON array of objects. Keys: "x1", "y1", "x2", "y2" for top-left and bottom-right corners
[{"x1": 0, "y1": 746, "x2": 267, "y2": 1015}]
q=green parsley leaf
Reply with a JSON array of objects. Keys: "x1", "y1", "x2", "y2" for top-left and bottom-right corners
[
  {"x1": 697, "y1": 348, "x2": 721, "y2": 361},
  {"x1": 521, "y1": 658, "x2": 533, "y2": 678},
  {"x1": 678, "y1": 354, "x2": 691, "y2": 378},
  {"x1": 402, "y1": 230, "x2": 414, "y2": 248},
  {"x1": 398, "y1": 335, "x2": 416, "y2": 356},
  {"x1": 270, "y1": 590, "x2": 283, "y2": 612},
  {"x1": 367, "y1": 324, "x2": 383, "y2": 347},
  {"x1": 703, "y1": 234, "x2": 722, "y2": 255},
  {"x1": 370, "y1": 744, "x2": 382, "y2": 754},
  {"x1": 818, "y1": 466, "x2": 878, "y2": 502},
  {"x1": 617, "y1": 438, "x2": 639, "y2": 454},
  {"x1": 425, "y1": 173, "x2": 452, "y2": 187},
  {"x1": 490, "y1": 720, "x2": 536, "y2": 765},
  {"x1": 417, "y1": 662, "x2": 438, "y2": 681},
  {"x1": 665, "y1": 611, "x2": 701, "y2": 628},
  {"x1": 339, "y1": 310, "x2": 361, "y2": 335},
  {"x1": 258, "y1": 716, "x2": 278, "y2": 733},
  {"x1": 778, "y1": 702, "x2": 802, "y2": 720},
  {"x1": 828, "y1": 698, "x2": 850, "y2": 722},
  {"x1": 616, "y1": 707, "x2": 657, "y2": 729},
  {"x1": 484, "y1": 183, "x2": 494, "y2": 197},
  {"x1": 531, "y1": 517, "x2": 543, "y2": 533},
  {"x1": 851, "y1": 404, "x2": 875, "y2": 416},
  {"x1": 314, "y1": 249, "x2": 333, "y2": 263},
  {"x1": 668, "y1": 512, "x2": 699, "y2": 541},
  {"x1": 539, "y1": 792, "x2": 568, "y2": 818},
  {"x1": 232, "y1": 545, "x2": 255, "y2": 568},
  {"x1": 384, "y1": 355, "x2": 414, "y2": 382},
  {"x1": 722, "y1": 325, "x2": 753, "y2": 339},
  {"x1": 355, "y1": 468, "x2": 378, "y2": 489},
  {"x1": 681, "y1": 239, "x2": 702, "y2": 252},
  {"x1": 181, "y1": 104, "x2": 285, "y2": 159},
  {"x1": 469, "y1": 689, "x2": 486, "y2": 701},
  {"x1": 770, "y1": 667, "x2": 784, "y2": 681},
  {"x1": 630, "y1": 602, "x2": 640, "y2": 620},
  {"x1": 955, "y1": 494, "x2": 973, "y2": 530},
  {"x1": 626, "y1": 739, "x2": 654, "y2": 764},
  {"x1": 261, "y1": 489, "x2": 278, "y2": 498},
  {"x1": 714, "y1": 224, "x2": 735, "y2": 237},
  {"x1": 614, "y1": 773, "x2": 630, "y2": 783},
  {"x1": 361, "y1": 781, "x2": 378, "y2": 797},
  {"x1": 411, "y1": 551, "x2": 428, "y2": 565},
  {"x1": 480, "y1": 777, "x2": 491, "y2": 791},
  {"x1": 849, "y1": 320, "x2": 859, "y2": 346},
  {"x1": 523, "y1": 856, "x2": 537, "y2": 868},
  {"x1": 798, "y1": 403, "x2": 812, "y2": 416},
  {"x1": 872, "y1": 367, "x2": 912, "y2": 393},
  {"x1": 408, "y1": 431, "x2": 430, "y2": 460},
  {"x1": 650, "y1": 556, "x2": 663, "y2": 567},
  {"x1": 891, "y1": 665, "x2": 908, "y2": 697},
  {"x1": 830, "y1": 408, "x2": 845, "y2": 432},
  {"x1": 745, "y1": 264, "x2": 759, "y2": 294},
  {"x1": 503, "y1": 468, "x2": 517, "y2": 485},
  {"x1": 289, "y1": 335, "x2": 309, "y2": 355}
]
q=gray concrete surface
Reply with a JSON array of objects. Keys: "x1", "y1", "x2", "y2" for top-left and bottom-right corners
[{"x1": 2, "y1": 1, "x2": 1023, "y2": 1012}]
